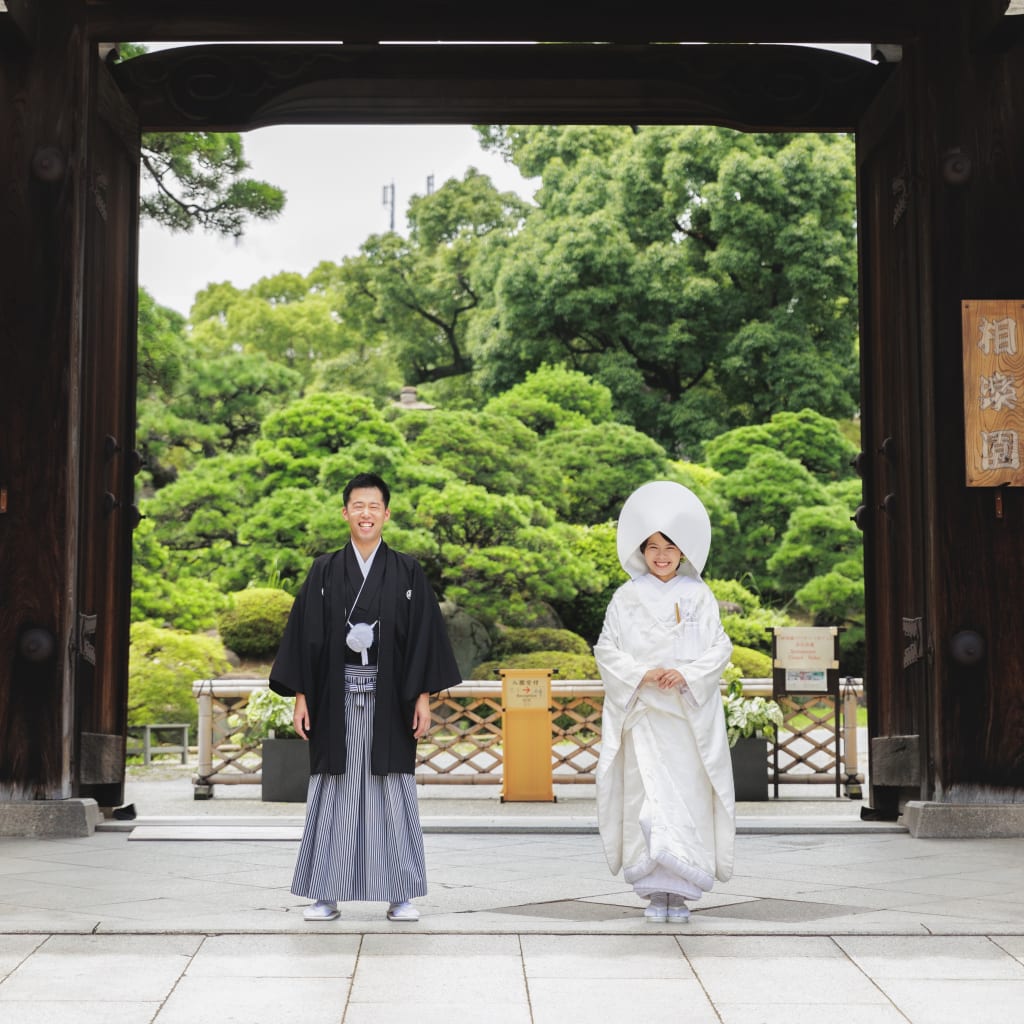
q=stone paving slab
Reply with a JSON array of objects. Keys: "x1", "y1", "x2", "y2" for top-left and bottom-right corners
[
  {"x1": 3, "y1": 931, "x2": 1024, "y2": 1023},
  {"x1": 3, "y1": 825, "x2": 1024, "y2": 1022}
]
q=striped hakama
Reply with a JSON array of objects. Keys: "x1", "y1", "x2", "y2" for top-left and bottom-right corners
[{"x1": 290, "y1": 665, "x2": 427, "y2": 903}]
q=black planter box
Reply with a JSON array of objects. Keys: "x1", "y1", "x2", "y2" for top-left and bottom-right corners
[
  {"x1": 730, "y1": 736, "x2": 769, "y2": 802},
  {"x1": 261, "y1": 738, "x2": 310, "y2": 802}
]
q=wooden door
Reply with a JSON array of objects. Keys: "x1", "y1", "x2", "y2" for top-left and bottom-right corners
[
  {"x1": 855, "y1": 65, "x2": 933, "y2": 812},
  {"x1": 73, "y1": 55, "x2": 142, "y2": 807}
]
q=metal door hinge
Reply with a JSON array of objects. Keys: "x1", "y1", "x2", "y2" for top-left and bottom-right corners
[
  {"x1": 77, "y1": 612, "x2": 97, "y2": 665},
  {"x1": 902, "y1": 617, "x2": 923, "y2": 668}
]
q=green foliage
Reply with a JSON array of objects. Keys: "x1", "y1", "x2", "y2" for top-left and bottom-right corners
[
  {"x1": 711, "y1": 449, "x2": 829, "y2": 585},
  {"x1": 766, "y1": 502, "x2": 863, "y2": 594},
  {"x1": 261, "y1": 392, "x2": 406, "y2": 458},
  {"x1": 550, "y1": 521, "x2": 622, "y2": 643},
  {"x1": 470, "y1": 651, "x2": 599, "y2": 680},
  {"x1": 536, "y1": 422, "x2": 671, "y2": 524},
  {"x1": 335, "y1": 170, "x2": 529, "y2": 386},
  {"x1": 722, "y1": 678, "x2": 784, "y2": 748},
  {"x1": 491, "y1": 628, "x2": 591, "y2": 659},
  {"x1": 404, "y1": 411, "x2": 556, "y2": 497},
  {"x1": 137, "y1": 130, "x2": 285, "y2": 238},
  {"x1": 217, "y1": 588, "x2": 294, "y2": 659},
  {"x1": 135, "y1": 286, "x2": 306, "y2": 488},
  {"x1": 309, "y1": 351, "x2": 404, "y2": 406},
  {"x1": 475, "y1": 126, "x2": 859, "y2": 452},
  {"x1": 729, "y1": 645, "x2": 774, "y2": 678},
  {"x1": 483, "y1": 364, "x2": 614, "y2": 435},
  {"x1": 137, "y1": 288, "x2": 187, "y2": 394},
  {"x1": 794, "y1": 558, "x2": 866, "y2": 674},
  {"x1": 129, "y1": 125, "x2": 869, "y2": 665},
  {"x1": 706, "y1": 577, "x2": 793, "y2": 652},
  {"x1": 128, "y1": 621, "x2": 230, "y2": 729},
  {"x1": 703, "y1": 409, "x2": 858, "y2": 480},
  {"x1": 245, "y1": 687, "x2": 298, "y2": 739},
  {"x1": 131, "y1": 521, "x2": 229, "y2": 630},
  {"x1": 232, "y1": 487, "x2": 339, "y2": 593}
]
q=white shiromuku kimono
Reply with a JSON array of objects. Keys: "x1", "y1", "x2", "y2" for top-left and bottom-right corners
[{"x1": 594, "y1": 572, "x2": 736, "y2": 900}]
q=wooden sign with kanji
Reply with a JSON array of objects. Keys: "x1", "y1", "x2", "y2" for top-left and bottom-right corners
[{"x1": 962, "y1": 299, "x2": 1024, "y2": 486}]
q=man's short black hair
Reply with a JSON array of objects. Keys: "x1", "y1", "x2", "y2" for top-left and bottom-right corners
[{"x1": 343, "y1": 473, "x2": 391, "y2": 507}]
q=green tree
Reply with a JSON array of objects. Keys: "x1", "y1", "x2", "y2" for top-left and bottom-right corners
[
  {"x1": 136, "y1": 290, "x2": 305, "y2": 487},
  {"x1": 794, "y1": 558, "x2": 866, "y2": 674},
  {"x1": 170, "y1": 353, "x2": 305, "y2": 454},
  {"x1": 186, "y1": 276, "x2": 352, "y2": 378},
  {"x1": 536, "y1": 421, "x2": 671, "y2": 524},
  {"x1": 409, "y1": 483, "x2": 592, "y2": 627},
  {"x1": 703, "y1": 408, "x2": 858, "y2": 480},
  {"x1": 130, "y1": 520, "x2": 229, "y2": 631},
  {"x1": 766, "y1": 503, "x2": 863, "y2": 594},
  {"x1": 118, "y1": 45, "x2": 286, "y2": 239},
  {"x1": 338, "y1": 170, "x2": 529, "y2": 386},
  {"x1": 482, "y1": 364, "x2": 614, "y2": 435},
  {"x1": 551, "y1": 521, "x2": 621, "y2": 642},
  {"x1": 401, "y1": 410, "x2": 557, "y2": 498},
  {"x1": 261, "y1": 392, "x2": 406, "y2": 459},
  {"x1": 705, "y1": 578, "x2": 792, "y2": 653},
  {"x1": 711, "y1": 449, "x2": 828, "y2": 585},
  {"x1": 138, "y1": 131, "x2": 285, "y2": 237},
  {"x1": 475, "y1": 125, "x2": 859, "y2": 452}
]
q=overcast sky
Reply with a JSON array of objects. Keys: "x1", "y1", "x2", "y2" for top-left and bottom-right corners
[
  {"x1": 138, "y1": 123, "x2": 537, "y2": 316},
  {"x1": 137, "y1": 43, "x2": 871, "y2": 317}
]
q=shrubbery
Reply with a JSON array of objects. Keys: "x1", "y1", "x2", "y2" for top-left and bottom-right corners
[
  {"x1": 490, "y1": 627, "x2": 591, "y2": 660},
  {"x1": 128, "y1": 622, "x2": 230, "y2": 728},
  {"x1": 470, "y1": 650, "x2": 599, "y2": 680},
  {"x1": 217, "y1": 587, "x2": 294, "y2": 659},
  {"x1": 729, "y1": 645, "x2": 773, "y2": 678}
]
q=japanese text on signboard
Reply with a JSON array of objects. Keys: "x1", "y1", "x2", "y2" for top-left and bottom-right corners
[{"x1": 962, "y1": 300, "x2": 1024, "y2": 486}]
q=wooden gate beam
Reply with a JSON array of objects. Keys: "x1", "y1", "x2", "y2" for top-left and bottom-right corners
[
  {"x1": 112, "y1": 42, "x2": 889, "y2": 134},
  {"x1": 83, "y1": 0, "x2": 927, "y2": 45}
]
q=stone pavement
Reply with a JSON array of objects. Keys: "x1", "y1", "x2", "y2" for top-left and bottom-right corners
[{"x1": 1, "y1": 772, "x2": 1024, "y2": 1022}]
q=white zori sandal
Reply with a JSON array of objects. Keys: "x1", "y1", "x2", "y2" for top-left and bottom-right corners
[
  {"x1": 303, "y1": 900, "x2": 339, "y2": 921},
  {"x1": 643, "y1": 893, "x2": 669, "y2": 923},
  {"x1": 387, "y1": 900, "x2": 420, "y2": 922},
  {"x1": 667, "y1": 894, "x2": 690, "y2": 921}
]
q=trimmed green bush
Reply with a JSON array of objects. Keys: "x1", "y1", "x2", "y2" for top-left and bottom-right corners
[
  {"x1": 128, "y1": 621, "x2": 230, "y2": 729},
  {"x1": 217, "y1": 587, "x2": 294, "y2": 659},
  {"x1": 471, "y1": 650, "x2": 598, "y2": 680},
  {"x1": 729, "y1": 645, "x2": 773, "y2": 678},
  {"x1": 491, "y1": 627, "x2": 591, "y2": 660}
]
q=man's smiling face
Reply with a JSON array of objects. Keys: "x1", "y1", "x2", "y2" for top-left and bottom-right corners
[{"x1": 342, "y1": 486, "x2": 391, "y2": 552}]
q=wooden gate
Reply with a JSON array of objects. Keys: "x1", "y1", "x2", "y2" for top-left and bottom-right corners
[
  {"x1": 855, "y1": 64, "x2": 933, "y2": 812},
  {"x1": 73, "y1": 55, "x2": 142, "y2": 808}
]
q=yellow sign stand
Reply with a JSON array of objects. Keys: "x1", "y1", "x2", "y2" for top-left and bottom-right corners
[{"x1": 499, "y1": 668, "x2": 555, "y2": 802}]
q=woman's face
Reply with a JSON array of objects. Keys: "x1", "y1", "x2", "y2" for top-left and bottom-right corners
[{"x1": 642, "y1": 533, "x2": 682, "y2": 582}]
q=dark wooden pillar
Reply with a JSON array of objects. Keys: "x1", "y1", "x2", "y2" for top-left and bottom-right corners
[
  {"x1": 0, "y1": 0, "x2": 139, "y2": 807},
  {"x1": 0, "y1": 1, "x2": 86, "y2": 800},
  {"x1": 858, "y1": 7, "x2": 1024, "y2": 813},
  {"x1": 916, "y1": 10, "x2": 1024, "y2": 800}
]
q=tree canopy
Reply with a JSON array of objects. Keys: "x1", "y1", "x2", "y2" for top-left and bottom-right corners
[
  {"x1": 131, "y1": 120, "x2": 870, "y2": 702},
  {"x1": 474, "y1": 125, "x2": 859, "y2": 453}
]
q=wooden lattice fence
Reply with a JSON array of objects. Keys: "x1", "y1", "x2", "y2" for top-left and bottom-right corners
[{"x1": 190, "y1": 678, "x2": 863, "y2": 797}]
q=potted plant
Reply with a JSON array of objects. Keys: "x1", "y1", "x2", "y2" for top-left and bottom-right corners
[
  {"x1": 722, "y1": 672, "x2": 784, "y2": 801},
  {"x1": 245, "y1": 687, "x2": 309, "y2": 803}
]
